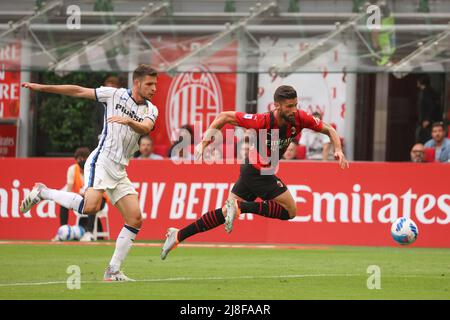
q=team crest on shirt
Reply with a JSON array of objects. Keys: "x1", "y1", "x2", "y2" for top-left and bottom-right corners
[
  {"x1": 166, "y1": 65, "x2": 222, "y2": 140},
  {"x1": 291, "y1": 127, "x2": 296, "y2": 135},
  {"x1": 244, "y1": 114, "x2": 256, "y2": 120}
]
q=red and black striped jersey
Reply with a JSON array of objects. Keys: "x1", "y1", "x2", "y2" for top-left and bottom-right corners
[{"x1": 235, "y1": 110, "x2": 323, "y2": 170}]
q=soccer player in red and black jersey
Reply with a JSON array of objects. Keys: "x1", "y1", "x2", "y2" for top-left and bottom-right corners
[{"x1": 161, "y1": 85, "x2": 349, "y2": 259}]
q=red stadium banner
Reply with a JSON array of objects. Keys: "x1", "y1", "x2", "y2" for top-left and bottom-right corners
[
  {"x1": 0, "y1": 159, "x2": 449, "y2": 248},
  {"x1": 0, "y1": 124, "x2": 18, "y2": 157},
  {"x1": 0, "y1": 42, "x2": 21, "y2": 119},
  {"x1": 148, "y1": 37, "x2": 237, "y2": 148}
]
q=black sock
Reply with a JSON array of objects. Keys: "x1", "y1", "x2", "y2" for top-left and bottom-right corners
[
  {"x1": 59, "y1": 206, "x2": 69, "y2": 225},
  {"x1": 239, "y1": 200, "x2": 291, "y2": 220},
  {"x1": 177, "y1": 208, "x2": 225, "y2": 242}
]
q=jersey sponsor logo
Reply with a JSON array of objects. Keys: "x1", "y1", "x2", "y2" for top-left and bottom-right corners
[
  {"x1": 166, "y1": 65, "x2": 222, "y2": 141},
  {"x1": 2, "y1": 175, "x2": 450, "y2": 227},
  {"x1": 114, "y1": 104, "x2": 144, "y2": 122},
  {"x1": 265, "y1": 137, "x2": 295, "y2": 151},
  {"x1": 243, "y1": 114, "x2": 255, "y2": 120}
]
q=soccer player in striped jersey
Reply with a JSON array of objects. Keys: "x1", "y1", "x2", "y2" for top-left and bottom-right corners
[
  {"x1": 161, "y1": 85, "x2": 349, "y2": 259},
  {"x1": 20, "y1": 64, "x2": 159, "y2": 281}
]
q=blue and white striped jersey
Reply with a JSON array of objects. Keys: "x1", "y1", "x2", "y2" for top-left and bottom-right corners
[{"x1": 95, "y1": 86, "x2": 158, "y2": 166}]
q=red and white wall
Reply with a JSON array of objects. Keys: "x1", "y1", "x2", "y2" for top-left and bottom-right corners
[
  {"x1": 0, "y1": 42, "x2": 21, "y2": 157},
  {"x1": 0, "y1": 158, "x2": 449, "y2": 248},
  {"x1": 257, "y1": 38, "x2": 357, "y2": 159},
  {"x1": 148, "y1": 37, "x2": 237, "y2": 147}
]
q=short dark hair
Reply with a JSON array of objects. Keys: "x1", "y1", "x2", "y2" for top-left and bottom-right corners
[
  {"x1": 138, "y1": 135, "x2": 152, "y2": 145},
  {"x1": 274, "y1": 85, "x2": 297, "y2": 102},
  {"x1": 431, "y1": 122, "x2": 445, "y2": 130},
  {"x1": 133, "y1": 64, "x2": 157, "y2": 81},
  {"x1": 74, "y1": 147, "x2": 90, "y2": 159},
  {"x1": 104, "y1": 75, "x2": 120, "y2": 88}
]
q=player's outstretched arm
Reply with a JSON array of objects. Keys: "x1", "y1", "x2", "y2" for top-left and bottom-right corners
[
  {"x1": 21, "y1": 82, "x2": 95, "y2": 100},
  {"x1": 195, "y1": 111, "x2": 238, "y2": 160},
  {"x1": 107, "y1": 117, "x2": 154, "y2": 135},
  {"x1": 208, "y1": 111, "x2": 239, "y2": 129},
  {"x1": 320, "y1": 122, "x2": 349, "y2": 169}
]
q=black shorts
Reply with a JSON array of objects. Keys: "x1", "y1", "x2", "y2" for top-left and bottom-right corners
[{"x1": 231, "y1": 164, "x2": 288, "y2": 201}]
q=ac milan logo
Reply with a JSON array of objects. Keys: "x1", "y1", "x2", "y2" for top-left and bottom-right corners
[{"x1": 166, "y1": 65, "x2": 223, "y2": 141}]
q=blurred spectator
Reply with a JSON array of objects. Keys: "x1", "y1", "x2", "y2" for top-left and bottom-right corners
[
  {"x1": 416, "y1": 75, "x2": 442, "y2": 144},
  {"x1": 424, "y1": 122, "x2": 450, "y2": 163},
  {"x1": 103, "y1": 75, "x2": 120, "y2": 88},
  {"x1": 135, "y1": 136, "x2": 163, "y2": 160},
  {"x1": 410, "y1": 143, "x2": 425, "y2": 163},
  {"x1": 168, "y1": 124, "x2": 195, "y2": 160},
  {"x1": 299, "y1": 112, "x2": 331, "y2": 160},
  {"x1": 282, "y1": 141, "x2": 298, "y2": 160},
  {"x1": 52, "y1": 147, "x2": 104, "y2": 242}
]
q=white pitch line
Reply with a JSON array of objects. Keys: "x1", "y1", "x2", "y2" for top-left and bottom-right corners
[
  {"x1": 1, "y1": 273, "x2": 444, "y2": 288},
  {"x1": 0, "y1": 274, "x2": 361, "y2": 288}
]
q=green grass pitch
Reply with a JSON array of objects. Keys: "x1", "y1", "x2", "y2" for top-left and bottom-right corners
[{"x1": 0, "y1": 242, "x2": 449, "y2": 300}]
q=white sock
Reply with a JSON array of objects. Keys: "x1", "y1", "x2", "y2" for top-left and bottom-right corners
[
  {"x1": 40, "y1": 188, "x2": 84, "y2": 213},
  {"x1": 109, "y1": 225, "x2": 139, "y2": 272}
]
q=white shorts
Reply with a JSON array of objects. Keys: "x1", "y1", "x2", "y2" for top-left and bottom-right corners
[{"x1": 84, "y1": 150, "x2": 137, "y2": 205}]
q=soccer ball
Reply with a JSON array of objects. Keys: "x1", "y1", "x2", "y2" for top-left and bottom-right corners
[
  {"x1": 56, "y1": 225, "x2": 74, "y2": 241},
  {"x1": 391, "y1": 217, "x2": 419, "y2": 245},
  {"x1": 56, "y1": 225, "x2": 85, "y2": 241},
  {"x1": 71, "y1": 225, "x2": 85, "y2": 240}
]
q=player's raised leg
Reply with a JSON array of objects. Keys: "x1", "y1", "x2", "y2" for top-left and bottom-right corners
[
  {"x1": 238, "y1": 190, "x2": 296, "y2": 221},
  {"x1": 104, "y1": 194, "x2": 141, "y2": 281},
  {"x1": 161, "y1": 193, "x2": 245, "y2": 260},
  {"x1": 223, "y1": 170, "x2": 297, "y2": 233},
  {"x1": 20, "y1": 184, "x2": 103, "y2": 215},
  {"x1": 219, "y1": 188, "x2": 296, "y2": 236}
]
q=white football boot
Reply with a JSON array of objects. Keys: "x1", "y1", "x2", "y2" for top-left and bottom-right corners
[
  {"x1": 103, "y1": 266, "x2": 135, "y2": 282},
  {"x1": 80, "y1": 232, "x2": 94, "y2": 242},
  {"x1": 20, "y1": 183, "x2": 47, "y2": 213},
  {"x1": 224, "y1": 198, "x2": 240, "y2": 234},
  {"x1": 161, "y1": 228, "x2": 179, "y2": 260}
]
